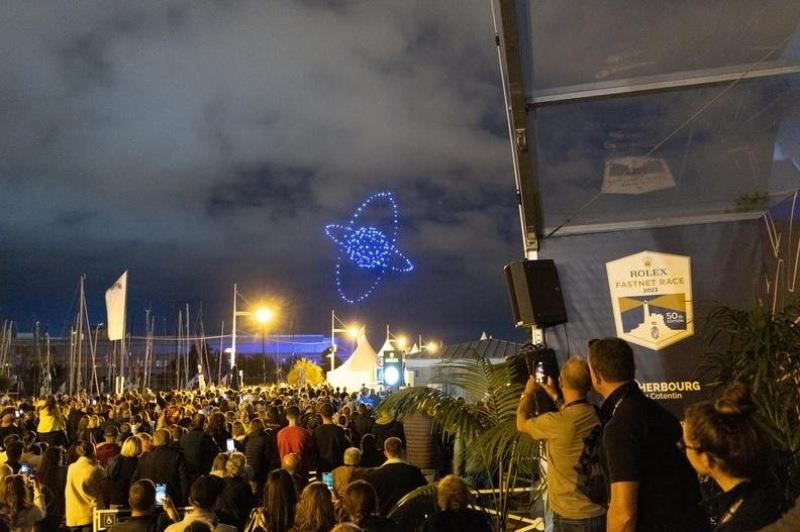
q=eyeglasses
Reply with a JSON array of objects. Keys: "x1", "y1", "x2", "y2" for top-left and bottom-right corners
[{"x1": 676, "y1": 439, "x2": 703, "y2": 453}]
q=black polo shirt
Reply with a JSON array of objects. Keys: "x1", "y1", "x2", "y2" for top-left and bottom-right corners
[
  {"x1": 707, "y1": 479, "x2": 782, "y2": 531},
  {"x1": 601, "y1": 382, "x2": 710, "y2": 532}
]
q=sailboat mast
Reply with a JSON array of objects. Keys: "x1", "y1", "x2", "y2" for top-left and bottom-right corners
[
  {"x1": 185, "y1": 303, "x2": 190, "y2": 389},
  {"x1": 76, "y1": 275, "x2": 85, "y2": 393},
  {"x1": 217, "y1": 321, "x2": 224, "y2": 386}
]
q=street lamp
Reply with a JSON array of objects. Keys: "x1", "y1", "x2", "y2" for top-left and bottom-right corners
[
  {"x1": 330, "y1": 310, "x2": 361, "y2": 372},
  {"x1": 395, "y1": 335, "x2": 408, "y2": 350},
  {"x1": 252, "y1": 306, "x2": 275, "y2": 384},
  {"x1": 417, "y1": 334, "x2": 440, "y2": 354},
  {"x1": 254, "y1": 307, "x2": 274, "y2": 325},
  {"x1": 231, "y1": 284, "x2": 277, "y2": 384}
]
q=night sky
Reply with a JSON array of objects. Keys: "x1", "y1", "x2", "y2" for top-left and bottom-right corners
[{"x1": 0, "y1": 1, "x2": 526, "y2": 345}]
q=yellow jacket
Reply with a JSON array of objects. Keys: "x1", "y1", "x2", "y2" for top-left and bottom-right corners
[
  {"x1": 65, "y1": 457, "x2": 105, "y2": 526},
  {"x1": 35, "y1": 401, "x2": 66, "y2": 433}
]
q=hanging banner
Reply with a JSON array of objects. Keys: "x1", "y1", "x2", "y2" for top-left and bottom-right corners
[
  {"x1": 105, "y1": 271, "x2": 128, "y2": 341},
  {"x1": 606, "y1": 251, "x2": 693, "y2": 351}
]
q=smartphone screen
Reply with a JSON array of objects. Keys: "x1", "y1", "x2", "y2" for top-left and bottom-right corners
[
  {"x1": 322, "y1": 471, "x2": 334, "y2": 490},
  {"x1": 534, "y1": 361, "x2": 546, "y2": 384},
  {"x1": 19, "y1": 463, "x2": 30, "y2": 475},
  {"x1": 155, "y1": 484, "x2": 167, "y2": 505},
  {"x1": 225, "y1": 438, "x2": 235, "y2": 452}
]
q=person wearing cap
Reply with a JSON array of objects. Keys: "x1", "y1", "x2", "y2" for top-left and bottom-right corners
[{"x1": 96, "y1": 425, "x2": 122, "y2": 467}]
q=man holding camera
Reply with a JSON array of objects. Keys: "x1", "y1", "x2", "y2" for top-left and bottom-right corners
[{"x1": 516, "y1": 357, "x2": 606, "y2": 532}]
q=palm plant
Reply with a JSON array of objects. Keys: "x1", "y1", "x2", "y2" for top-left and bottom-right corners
[
  {"x1": 377, "y1": 352, "x2": 545, "y2": 531},
  {"x1": 701, "y1": 303, "x2": 800, "y2": 503}
]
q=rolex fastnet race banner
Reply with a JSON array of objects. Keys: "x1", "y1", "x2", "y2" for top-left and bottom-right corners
[{"x1": 606, "y1": 251, "x2": 693, "y2": 351}]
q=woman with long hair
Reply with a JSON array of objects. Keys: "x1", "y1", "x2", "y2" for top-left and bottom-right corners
[
  {"x1": 359, "y1": 434, "x2": 382, "y2": 468},
  {"x1": 682, "y1": 383, "x2": 782, "y2": 531},
  {"x1": 293, "y1": 482, "x2": 336, "y2": 532},
  {"x1": 34, "y1": 396, "x2": 67, "y2": 449},
  {"x1": 244, "y1": 469, "x2": 297, "y2": 532},
  {"x1": 244, "y1": 419, "x2": 270, "y2": 492},
  {"x1": 107, "y1": 436, "x2": 143, "y2": 506},
  {"x1": 0, "y1": 475, "x2": 45, "y2": 532},
  {"x1": 36, "y1": 446, "x2": 66, "y2": 531}
]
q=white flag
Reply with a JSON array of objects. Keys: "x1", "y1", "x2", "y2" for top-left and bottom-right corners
[{"x1": 105, "y1": 271, "x2": 128, "y2": 341}]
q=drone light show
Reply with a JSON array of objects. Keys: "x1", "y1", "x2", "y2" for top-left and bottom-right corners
[{"x1": 325, "y1": 191, "x2": 414, "y2": 303}]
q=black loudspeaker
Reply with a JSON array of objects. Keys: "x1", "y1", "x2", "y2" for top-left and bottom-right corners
[{"x1": 504, "y1": 259, "x2": 567, "y2": 328}]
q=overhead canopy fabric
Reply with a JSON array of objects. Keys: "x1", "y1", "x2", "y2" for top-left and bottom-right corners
[{"x1": 499, "y1": 0, "x2": 800, "y2": 244}]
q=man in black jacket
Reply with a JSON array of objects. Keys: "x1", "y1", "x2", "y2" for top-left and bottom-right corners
[
  {"x1": 365, "y1": 437, "x2": 427, "y2": 516},
  {"x1": 244, "y1": 418, "x2": 274, "y2": 492},
  {"x1": 133, "y1": 429, "x2": 190, "y2": 507},
  {"x1": 180, "y1": 414, "x2": 218, "y2": 481},
  {"x1": 351, "y1": 403, "x2": 374, "y2": 443},
  {"x1": 313, "y1": 403, "x2": 349, "y2": 473}
]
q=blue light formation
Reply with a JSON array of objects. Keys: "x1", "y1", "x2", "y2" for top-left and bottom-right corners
[{"x1": 325, "y1": 191, "x2": 414, "y2": 303}]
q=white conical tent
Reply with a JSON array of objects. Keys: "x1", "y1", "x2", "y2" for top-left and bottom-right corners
[
  {"x1": 327, "y1": 334, "x2": 378, "y2": 391},
  {"x1": 379, "y1": 338, "x2": 394, "y2": 355}
]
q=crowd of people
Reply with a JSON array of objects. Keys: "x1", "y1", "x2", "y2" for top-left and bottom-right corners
[
  {"x1": 0, "y1": 380, "x2": 488, "y2": 532},
  {"x1": 516, "y1": 337, "x2": 797, "y2": 532},
  {"x1": 0, "y1": 336, "x2": 793, "y2": 531}
]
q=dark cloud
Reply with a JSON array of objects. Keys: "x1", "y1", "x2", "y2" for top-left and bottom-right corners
[{"x1": 0, "y1": 0, "x2": 525, "y2": 344}]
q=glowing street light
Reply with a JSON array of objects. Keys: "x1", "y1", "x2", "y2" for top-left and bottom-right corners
[
  {"x1": 424, "y1": 341, "x2": 439, "y2": 354},
  {"x1": 231, "y1": 284, "x2": 279, "y2": 381},
  {"x1": 331, "y1": 310, "x2": 361, "y2": 372},
  {"x1": 395, "y1": 335, "x2": 408, "y2": 350},
  {"x1": 254, "y1": 307, "x2": 275, "y2": 324}
]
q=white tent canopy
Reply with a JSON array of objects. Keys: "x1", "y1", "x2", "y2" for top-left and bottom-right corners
[
  {"x1": 378, "y1": 338, "x2": 394, "y2": 356},
  {"x1": 326, "y1": 333, "x2": 378, "y2": 391}
]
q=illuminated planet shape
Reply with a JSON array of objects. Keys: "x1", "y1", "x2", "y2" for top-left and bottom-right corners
[{"x1": 325, "y1": 191, "x2": 414, "y2": 303}]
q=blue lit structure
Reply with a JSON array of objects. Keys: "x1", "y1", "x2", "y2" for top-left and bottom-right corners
[
  {"x1": 325, "y1": 191, "x2": 414, "y2": 303},
  {"x1": 224, "y1": 334, "x2": 352, "y2": 365}
]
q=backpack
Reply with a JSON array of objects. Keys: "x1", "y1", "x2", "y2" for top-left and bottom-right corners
[{"x1": 574, "y1": 423, "x2": 608, "y2": 507}]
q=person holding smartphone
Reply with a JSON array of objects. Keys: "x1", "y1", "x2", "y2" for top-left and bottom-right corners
[
  {"x1": 516, "y1": 358, "x2": 606, "y2": 532},
  {"x1": 108, "y1": 480, "x2": 164, "y2": 532}
]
